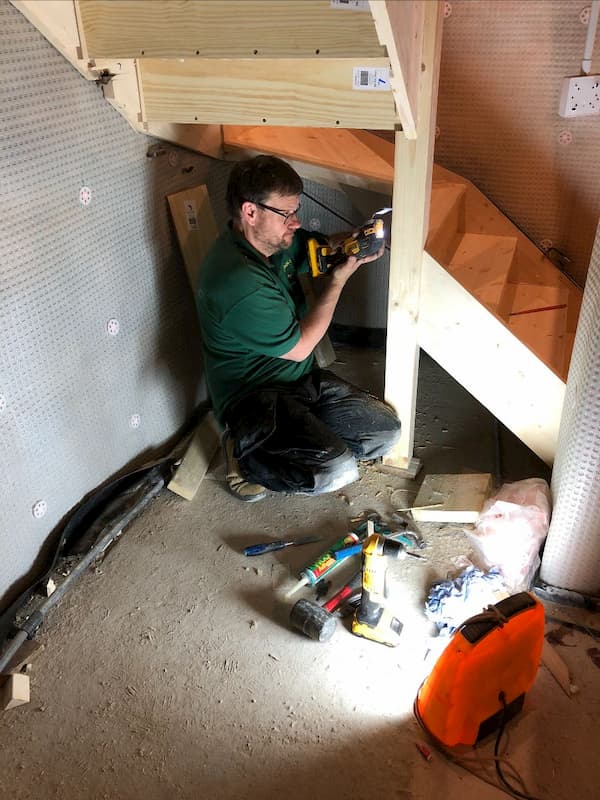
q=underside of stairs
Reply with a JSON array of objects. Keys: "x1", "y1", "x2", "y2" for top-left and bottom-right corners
[
  {"x1": 11, "y1": 0, "x2": 582, "y2": 467},
  {"x1": 222, "y1": 126, "x2": 582, "y2": 465}
]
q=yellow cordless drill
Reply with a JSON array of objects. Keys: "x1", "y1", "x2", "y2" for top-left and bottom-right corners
[
  {"x1": 351, "y1": 533, "x2": 406, "y2": 647},
  {"x1": 307, "y1": 216, "x2": 385, "y2": 277}
]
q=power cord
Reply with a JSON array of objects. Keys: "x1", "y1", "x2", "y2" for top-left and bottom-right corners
[
  {"x1": 301, "y1": 189, "x2": 357, "y2": 228},
  {"x1": 413, "y1": 691, "x2": 544, "y2": 800},
  {"x1": 494, "y1": 692, "x2": 543, "y2": 800}
]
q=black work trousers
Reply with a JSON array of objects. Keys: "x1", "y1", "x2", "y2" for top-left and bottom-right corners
[{"x1": 223, "y1": 370, "x2": 401, "y2": 495}]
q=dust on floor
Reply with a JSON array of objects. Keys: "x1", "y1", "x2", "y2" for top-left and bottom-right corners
[
  {"x1": 1, "y1": 457, "x2": 599, "y2": 800},
  {"x1": 0, "y1": 347, "x2": 596, "y2": 799}
]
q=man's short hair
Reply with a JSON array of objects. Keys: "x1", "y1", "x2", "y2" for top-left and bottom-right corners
[{"x1": 226, "y1": 156, "x2": 303, "y2": 222}]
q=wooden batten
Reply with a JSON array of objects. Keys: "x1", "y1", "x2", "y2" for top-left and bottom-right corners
[
  {"x1": 11, "y1": 0, "x2": 91, "y2": 77},
  {"x1": 75, "y1": 0, "x2": 385, "y2": 59},
  {"x1": 138, "y1": 58, "x2": 398, "y2": 129},
  {"x1": 369, "y1": 0, "x2": 424, "y2": 139},
  {"x1": 383, "y1": 1, "x2": 443, "y2": 471}
]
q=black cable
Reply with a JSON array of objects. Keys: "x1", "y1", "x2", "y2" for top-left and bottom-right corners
[
  {"x1": 301, "y1": 189, "x2": 357, "y2": 228},
  {"x1": 413, "y1": 686, "x2": 543, "y2": 800},
  {"x1": 495, "y1": 693, "x2": 541, "y2": 800},
  {"x1": 301, "y1": 189, "x2": 391, "y2": 252}
]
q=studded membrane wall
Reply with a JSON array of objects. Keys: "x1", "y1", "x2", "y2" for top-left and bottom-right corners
[
  {"x1": 0, "y1": 1, "x2": 384, "y2": 610},
  {"x1": 436, "y1": 0, "x2": 600, "y2": 288},
  {"x1": 0, "y1": 0, "x2": 228, "y2": 610},
  {"x1": 540, "y1": 220, "x2": 600, "y2": 595}
]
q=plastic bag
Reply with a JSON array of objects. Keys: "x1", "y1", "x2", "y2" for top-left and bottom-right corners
[{"x1": 469, "y1": 478, "x2": 551, "y2": 592}]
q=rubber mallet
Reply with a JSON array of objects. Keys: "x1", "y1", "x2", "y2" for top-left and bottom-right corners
[{"x1": 289, "y1": 571, "x2": 362, "y2": 642}]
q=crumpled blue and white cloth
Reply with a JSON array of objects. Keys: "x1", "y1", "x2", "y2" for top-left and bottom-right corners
[{"x1": 425, "y1": 565, "x2": 508, "y2": 635}]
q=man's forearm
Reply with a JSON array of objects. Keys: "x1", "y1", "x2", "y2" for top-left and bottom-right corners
[
  {"x1": 281, "y1": 276, "x2": 344, "y2": 362},
  {"x1": 280, "y1": 246, "x2": 382, "y2": 363}
]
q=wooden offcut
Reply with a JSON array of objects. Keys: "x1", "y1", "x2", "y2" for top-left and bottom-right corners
[
  {"x1": 410, "y1": 473, "x2": 493, "y2": 523},
  {"x1": 1, "y1": 673, "x2": 30, "y2": 711},
  {"x1": 167, "y1": 413, "x2": 221, "y2": 502},
  {"x1": 167, "y1": 185, "x2": 219, "y2": 290},
  {"x1": 369, "y1": 0, "x2": 424, "y2": 138}
]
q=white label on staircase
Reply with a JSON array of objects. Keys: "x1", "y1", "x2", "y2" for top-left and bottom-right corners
[
  {"x1": 331, "y1": 0, "x2": 370, "y2": 10},
  {"x1": 183, "y1": 200, "x2": 198, "y2": 230},
  {"x1": 352, "y1": 67, "x2": 391, "y2": 91}
]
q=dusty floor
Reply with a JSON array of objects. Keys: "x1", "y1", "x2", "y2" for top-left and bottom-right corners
[{"x1": 1, "y1": 346, "x2": 599, "y2": 800}]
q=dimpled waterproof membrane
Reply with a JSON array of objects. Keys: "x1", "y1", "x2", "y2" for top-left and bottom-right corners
[
  {"x1": 541, "y1": 221, "x2": 600, "y2": 595},
  {"x1": 0, "y1": 0, "x2": 230, "y2": 607}
]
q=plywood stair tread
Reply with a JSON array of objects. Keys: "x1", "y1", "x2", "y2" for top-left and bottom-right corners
[
  {"x1": 447, "y1": 233, "x2": 517, "y2": 314},
  {"x1": 223, "y1": 126, "x2": 394, "y2": 187},
  {"x1": 507, "y1": 284, "x2": 569, "y2": 379}
]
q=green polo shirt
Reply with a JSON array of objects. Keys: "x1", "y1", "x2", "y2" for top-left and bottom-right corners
[{"x1": 195, "y1": 224, "x2": 318, "y2": 424}]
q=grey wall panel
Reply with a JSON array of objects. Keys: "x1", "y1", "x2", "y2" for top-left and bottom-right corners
[{"x1": 0, "y1": 0, "x2": 229, "y2": 608}]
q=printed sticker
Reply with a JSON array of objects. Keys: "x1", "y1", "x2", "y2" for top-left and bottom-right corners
[
  {"x1": 352, "y1": 67, "x2": 391, "y2": 91},
  {"x1": 331, "y1": 0, "x2": 370, "y2": 9},
  {"x1": 184, "y1": 200, "x2": 198, "y2": 230}
]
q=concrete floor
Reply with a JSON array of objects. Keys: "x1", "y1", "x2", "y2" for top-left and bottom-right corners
[{"x1": 1, "y1": 345, "x2": 598, "y2": 800}]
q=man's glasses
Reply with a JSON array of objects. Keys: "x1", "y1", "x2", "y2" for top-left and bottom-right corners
[{"x1": 253, "y1": 200, "x2": 301, "y2": 224}]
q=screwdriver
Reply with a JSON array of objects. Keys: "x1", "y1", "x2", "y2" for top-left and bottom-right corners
[{"x1": 244, "y1": 535, "x2": 323, "y2": 557}]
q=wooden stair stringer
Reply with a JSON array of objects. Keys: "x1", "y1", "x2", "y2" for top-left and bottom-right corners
[{"x1": 419, "y1": 252, "x2": 565, "y2": 466}]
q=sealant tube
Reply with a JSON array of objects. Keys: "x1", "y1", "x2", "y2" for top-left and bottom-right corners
[{"x1": 286, "y1": 532, "x2": 362, "y2": 597}]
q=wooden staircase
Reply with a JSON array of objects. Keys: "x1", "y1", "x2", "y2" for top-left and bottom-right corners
[
  {"x1": 222, "y1": 126, "x2": 582, "y2": 464},
  {"x1": 11, "y1": 0, "x2": 580, "y2": 466}
]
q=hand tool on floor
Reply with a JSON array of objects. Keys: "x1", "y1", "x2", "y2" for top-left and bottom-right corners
[
  {"x1": 285, "y1": 529, "x2": 367, "y2": 597},
  {"x1": 243, "y1": 535, "x2": 322, "y2": 557},
  {"x1": 308, "y1": 214, "x2": 386, "y2": 277},
  {"x1": 290, "y1": 570, "x2": 363, "y2": 642},
  {"x1": 352, "y1": 533, "x2": 413, "y2": 647}
]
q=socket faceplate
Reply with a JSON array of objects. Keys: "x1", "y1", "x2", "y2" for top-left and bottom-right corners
[{"x1": 559, "y1": 75, "x2": 600, "y2": 117}]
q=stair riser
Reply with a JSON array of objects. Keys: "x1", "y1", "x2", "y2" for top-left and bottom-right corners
[{"x1": 426, "y1": 185, "x2": 465, "y2": 264}]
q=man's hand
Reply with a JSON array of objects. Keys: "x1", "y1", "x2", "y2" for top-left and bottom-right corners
[
  {"x1": 329, "y1": 243, "x2": 385, "y2": 287},
  {"x1": 280, "y1": 243, "x2": 385, "y2": 363}
]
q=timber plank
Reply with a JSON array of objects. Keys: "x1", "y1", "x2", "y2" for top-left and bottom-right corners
[
  {"x1": 167, "y1": 185, "x2": 219, "y2": 290},
  {"x1": 76, "y1": 0, "x2": 385, "y2": 59},
  {"x1": 167, "y1": 413, "x2": 221, "y2": 501},
  {"x1": 411, "y1": 473, "x2": 493, "y2": 523},
  {"x1": 139, "y1": 58, "x2": 398, "y2": 129}
]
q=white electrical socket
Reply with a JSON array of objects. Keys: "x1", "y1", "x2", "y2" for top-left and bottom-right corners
[{"x1": 559, "y1": 75, "x2": 600, "y2": 117}]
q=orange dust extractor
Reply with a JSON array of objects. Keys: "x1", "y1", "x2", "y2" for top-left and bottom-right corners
[{"x1": 415, "y1": 592, "x2": 545, "y2": 746}]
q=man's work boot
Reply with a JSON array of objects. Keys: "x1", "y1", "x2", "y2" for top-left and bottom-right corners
[{"x1": 223, "y1": 432, "x2": 267, "y2": 503}]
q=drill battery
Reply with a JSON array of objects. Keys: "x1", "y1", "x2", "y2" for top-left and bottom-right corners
[{"x1": 308, "y1": 217, "x2": 385, "y2": 277}]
